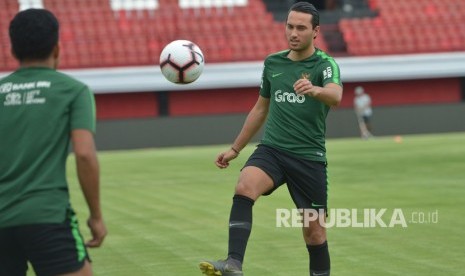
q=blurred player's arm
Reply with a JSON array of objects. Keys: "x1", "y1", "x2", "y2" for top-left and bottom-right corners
[
  {"x1": 215, "y1": 96, "x2": 269, "y2": 168},
  {"x1": 72, "y1": 129, "x2": 107, "y2": 247},
  {"x1": 354, "y1": 104, "x2": 363, "y2": 117}
]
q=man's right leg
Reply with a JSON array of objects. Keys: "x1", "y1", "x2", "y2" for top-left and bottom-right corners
[
  {"x1": 200, "y1": 166, "x2": 274, "y2": 275},
  {"x1": 228, "y1": 166, "x2": 274, "y2": 263}
]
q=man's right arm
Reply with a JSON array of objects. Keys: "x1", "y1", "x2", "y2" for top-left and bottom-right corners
[
  {"x1": 215, "y1": 95, "x2": 270, "y2": 168},
  {"x1": 231, "y1": 95, "x2": 270, "y2": 152}
]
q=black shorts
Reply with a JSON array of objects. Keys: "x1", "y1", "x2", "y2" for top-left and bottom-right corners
[
  {"x1": 243, "y1": 144, "x2": 328, "y2": 209},
  {"x1": 0, "y1": 209, "x2": 90, "y2": 276},
  {"x1": 362, "y1": 115, "x2": 371, "y2": 124}
]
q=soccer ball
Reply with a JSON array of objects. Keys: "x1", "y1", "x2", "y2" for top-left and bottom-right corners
[{"x1": 159, "y1": 40, "x2": 205, "y2": 84}]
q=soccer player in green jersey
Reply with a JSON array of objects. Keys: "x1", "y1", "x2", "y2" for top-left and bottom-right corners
[
  {"x1": 0, "y1": 9, "x2": 106, "y2": 276},
  {"x1": 200, "y1": 2, "x2": 342, "y2": 276}
]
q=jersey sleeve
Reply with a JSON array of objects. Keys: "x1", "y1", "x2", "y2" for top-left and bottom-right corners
[
  {"x1": 259, "y1": 60, "x2": 271, "y2": 98},
  {"x1": 70, "y1": 85, "x2": 96, "y2": 133},
  {"x1": 320, "y1": 58, "x2": 342, "y2": 87}
]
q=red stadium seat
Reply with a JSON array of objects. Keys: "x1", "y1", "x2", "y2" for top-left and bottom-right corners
[
  {"x1": 0, "y1": 0, "x2": 336, "y2": 70},
  {"x1": 339, "y1": 0, "x2": 465, "y2": 56}
]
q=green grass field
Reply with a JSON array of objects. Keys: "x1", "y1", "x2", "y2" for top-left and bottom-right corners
[{"x1": 45, "y1": 132, "x2": 465, "y2": 275}]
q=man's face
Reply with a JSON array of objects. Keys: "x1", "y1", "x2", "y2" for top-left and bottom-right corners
[{"x1": 285, "y1": 11, "x2": 318, "y2": 51}]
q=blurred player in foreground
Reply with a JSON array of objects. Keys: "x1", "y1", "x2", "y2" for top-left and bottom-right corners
[
  {"x1": 354, "y1": 86, "x2": 373, "y2": 139},
  {"x1": 200, "y1": 2, "x2": 342, "y2": 276},
  {"x1": 0, "y1": 9, "x2": 106, "y2": 276}
]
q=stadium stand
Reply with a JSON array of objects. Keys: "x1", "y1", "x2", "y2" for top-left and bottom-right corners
[
  {"x1": 1, "y1": 0, "x2": 465, "y2": 70},
  {"x1": 0, "y1": 0, "x2": 327, "y2": 70},
  {"x1": 340, "y1": 0, "x2": 465, "y2": 55}
]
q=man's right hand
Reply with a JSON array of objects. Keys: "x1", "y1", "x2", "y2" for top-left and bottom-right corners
[{"x1": 215, "y1": 149, "x2": 239, "y2": 169}]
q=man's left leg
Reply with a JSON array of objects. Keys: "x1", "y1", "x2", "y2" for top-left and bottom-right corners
[
  {"x1": 285, "y1": 157, "x2": 330, "y2": 276},
  {"x1": 303, "y1": 215, "x2": 330, "y2": 276}
]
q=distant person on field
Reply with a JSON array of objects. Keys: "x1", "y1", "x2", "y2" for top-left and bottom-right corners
[
  {"x1": 199, "y1": 2, "x2": 342, "y2": 276},
  {"x1": 0, "y1": 9, "x2": 106, "y2": 276},
  {"x1": 354, "y1": 86, "x2": 373, "y2": 139}
]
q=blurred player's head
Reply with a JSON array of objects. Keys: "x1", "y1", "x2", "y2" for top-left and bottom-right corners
[
  {"x1": 286, "y1": 2, "x2": 320, "y2": 52},
  {"x1": 9, "y1": 9, "x2": 60, "y2": 67},
  {"x1": 355, "y1": 86, "x2": 365, "y2": 95}
]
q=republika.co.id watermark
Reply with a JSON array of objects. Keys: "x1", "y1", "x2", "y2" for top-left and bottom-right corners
[{"x1": 276, "y1": 208, "x2": 439, "y2": 228}]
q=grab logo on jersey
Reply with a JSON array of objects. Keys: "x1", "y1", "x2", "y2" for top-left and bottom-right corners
[{"x1": 275, "y1": 90, "x2": 305, "y2": 104}]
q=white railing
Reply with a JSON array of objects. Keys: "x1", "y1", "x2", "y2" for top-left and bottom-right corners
[{"x1": 2, "y1": 52, "x2": 465, "y2": 93}]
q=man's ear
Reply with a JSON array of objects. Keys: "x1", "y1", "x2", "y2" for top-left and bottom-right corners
[
  {"x1": 313, "y1": 25, "x2": 320, "y2": 40},
  {"x1": 51, "y1": 43, "x2": 61, "y2": 69}
]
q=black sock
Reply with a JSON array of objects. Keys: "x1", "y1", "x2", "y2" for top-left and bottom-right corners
[
  {"x1": 307, "y1": 241, "x2": 330, "y2": 276},
  {"x1": 227, "y1": 194, "x2": 254, "y2": 264}
]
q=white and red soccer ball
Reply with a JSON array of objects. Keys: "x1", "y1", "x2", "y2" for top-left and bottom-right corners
[{"x1": 159, "y1": 40, "x2": 205, "y2": 84}]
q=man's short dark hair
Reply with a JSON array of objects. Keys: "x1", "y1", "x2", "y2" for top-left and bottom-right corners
[
  {"x1": 288, "y1": 1, "x2": 320, "y2": 29},
  {"x1": 9, "y1": 9, "x2": 59, "y2": 61}
]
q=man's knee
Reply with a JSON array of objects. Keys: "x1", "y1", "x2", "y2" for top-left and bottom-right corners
[
  {"x1": 234, "y1": 167, "x2": 273, "y2": 200},
  {"x1": 303, "y1": 223, "x2": 327, "y2": 245},
  {"x1": 234, "y1": 180, "x2": 257, "y2": 199}
]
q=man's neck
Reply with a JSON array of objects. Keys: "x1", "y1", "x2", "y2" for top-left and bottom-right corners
[
  {"x1": 288, "y1": 46, "x2": 316, "y2": 61},
  {"x1": 20, "y1": 59, "x2": 56, "y2": 69}
]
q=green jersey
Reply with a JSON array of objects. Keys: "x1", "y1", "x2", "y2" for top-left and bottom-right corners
[
  {"x1": 260, "y1": 49, "x2": 342, "y2": 161},
  {"x1": 0, "y1": 67, "x2": 96, "y2": 228}
]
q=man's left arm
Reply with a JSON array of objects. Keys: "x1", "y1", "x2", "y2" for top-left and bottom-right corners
[{"x1": 294, "y1": 81, "x2": 343, "y2": 107}]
